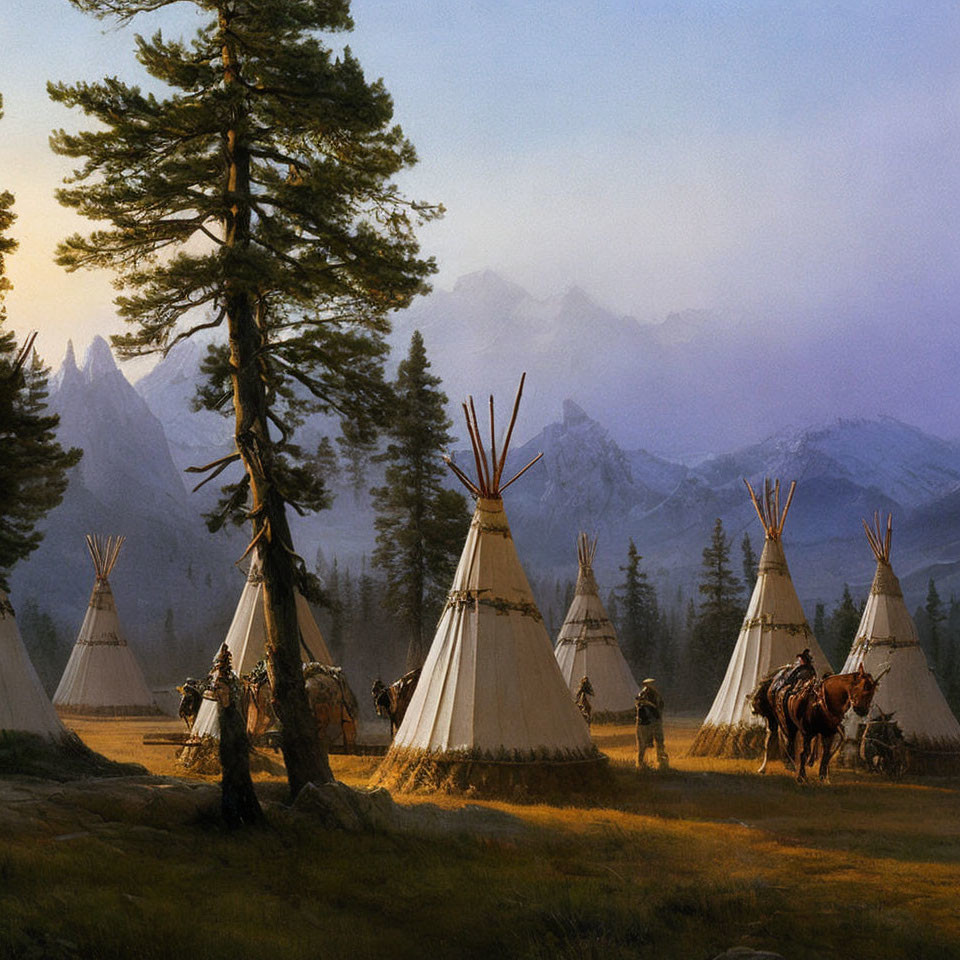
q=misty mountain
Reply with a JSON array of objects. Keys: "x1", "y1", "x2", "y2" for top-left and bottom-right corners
[
  {"x1": 495, "y1": 403, "x2": 960, "y2": 614},
  {"x1": 11, "y1": 337, "x2": 241, "y2": 683},
  {"x1": 26, "y1": 309, "x2": 960, "y2": 675},
  {"x1": 694, "y1": 417, "x2": 960, "y2": 510},
  {"x1": 134, "y1": 337, "x2": 232, "y2": 478},
  {"x1": 391, "y1": 271, "x2": 797, "y2": 456}
]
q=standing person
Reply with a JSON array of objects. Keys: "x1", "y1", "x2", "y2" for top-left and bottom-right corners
[
  {"x1": 575, "y1": 676, "x2": 594, "y2": 723},
  {"x1": 208, "y1": 644, "x2": 264, "y2": 828},
  {"x1": 635, "y1": 678, "x2": 669, "y2": 771}
]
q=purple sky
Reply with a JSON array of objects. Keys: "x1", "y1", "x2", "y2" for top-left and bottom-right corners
[{"x1": 1, "y1": 1, "x2": 959, "y2": 437}]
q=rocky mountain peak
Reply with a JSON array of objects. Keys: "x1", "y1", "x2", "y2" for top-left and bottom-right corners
[
  {"x1": 83, "y1": 335, "x2": 118, "y2": 381},
  {"x1": 561, "y1": 398, "x2": 591, "y2": 428},
  {"x1": 451, "y1": 269, "x2": 527, "y2": 306}
]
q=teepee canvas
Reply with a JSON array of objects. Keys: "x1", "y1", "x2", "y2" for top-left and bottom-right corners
[
  {"x1": 840, "y1": 514, "x2": 960, "y2": 772},
  {"x1": 689, "y1": 479, "x2": 832, "y2": 757},
  {"x1": 376, "y1": 377, "x2": 602, "y2": 794},
  {"x1": 54, "y1": 536, "x2": 159, "y2": 716},
  {"x1": 555, "y1": 533, "x2": 637, "y2": 718},
  {"x1": 0, "y1": 591, "x2": 65, "y2": 738},
  {"x1": 189, "y1": 557, "x2": 334, "y2": 742}
]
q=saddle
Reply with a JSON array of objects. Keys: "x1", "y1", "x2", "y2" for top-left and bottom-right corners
[{"x1": 770, "y1": 663, "x2": 816, "y2": 730}]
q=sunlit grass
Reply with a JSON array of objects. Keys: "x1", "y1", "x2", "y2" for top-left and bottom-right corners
[{"x1": 0, "y1": 715, "x2": 953, "y2": 960}]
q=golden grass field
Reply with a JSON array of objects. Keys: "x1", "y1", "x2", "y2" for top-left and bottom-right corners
[{"x1": 0, "y1": 714, "x2": 957, "y2": 960}]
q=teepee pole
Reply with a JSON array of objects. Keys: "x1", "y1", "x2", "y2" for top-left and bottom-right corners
[
  {"x1": 861, "y1": 517, "x2": 879, "y2": 560},
  {"x1": 443, "y1": 456, "x2": 481, "y2": 497},
  {"x1": 468, "y1": 395, "x2": 492, "y2": 493},
  {"x1": 499, "y1": 451, "x2": 544, "y2": 493},
  {"x1": 462, "y1": 401, "x2": 488, "y2": 497},
  {"x1": 778, "y1": 481, "x2": 797, "y2": 535},
  {"x1": 489, "y1": 395, "x2": 497, "y2": 485},
  {"x1": 744, "y1": 479, "x2": 768, "y2": 533},
  {"x1": 495, "y1": 372, "x2": 526, "y2": 486}
]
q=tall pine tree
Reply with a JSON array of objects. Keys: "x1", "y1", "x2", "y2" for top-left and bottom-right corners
[
  {"x1": 371, "y1": 331, "x2": 469, "y2": 668},
  {"x1": 828, "y1": 584, "x2": 860, "y2": 668},
  {"x1": 0, "y1": 93, "x2": 81, "y2": 590},
  {"x1": 689, "y1": 519, "x2": 744, "y2": 696},
  {"x1": 50, "y1": 1, "x2": 439, "y2": 797},
  {"x1": 616, "y1": 539, "x2": 659, "y2": 674},
  {"x1": 741, "y1": 532, "x2": 758, "y2": 594},
  {"x1": 924, "y1": 579, "x2": 945, "y2": 676}
]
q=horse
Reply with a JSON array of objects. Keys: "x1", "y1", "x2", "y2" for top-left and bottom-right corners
[
  {"x1": 241, "y1": 660, "x2": 359, "y2": 749},
  {"x1": 372, "y1": 667, "x2": 422, "y2": 736},
  {"x1": 751, "y1": 651, "x2": 818, "y2": 775},
  {"x1": 176, "y1": 678, "x2": 208, "y2": 730},
  {"x1": 303, "y1": 663, "x2": 359, "y2": 749},
  {"x1": 785, "y1": 664, "x2": 882, "y2": 782}
]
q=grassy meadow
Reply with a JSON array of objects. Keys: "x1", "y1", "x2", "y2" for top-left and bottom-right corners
[{"x1": 0, "y1": 715, "x2": 957, "y2": 960}]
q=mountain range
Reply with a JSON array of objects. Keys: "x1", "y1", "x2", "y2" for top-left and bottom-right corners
[
  {"x1": 13, "y1": 271, "x2": 960, "y2": 684},
  {"x1": 10, "y1": 339, "x2": 242, "y2": 684}
]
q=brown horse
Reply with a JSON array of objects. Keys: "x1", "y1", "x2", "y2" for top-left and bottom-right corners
[
  {"x1": 785, "y1": 664, "x2": 881, "y2": 782},
  {"x1": 372, "y1": 667, "x2": 422, "y2": 737},
  {"x1": 751, "y1": 651, "x2": 817, "y2": 775}
]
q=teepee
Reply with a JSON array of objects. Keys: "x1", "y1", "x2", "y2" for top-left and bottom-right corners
[
  {"x1": 54, "y1": 536, "x2": 159, "y2": 716},
  {"x1": 0, "y1": 591, "x2": 65, "y2": 738},
  {"x1": 689, "y1": 479, "x2": 832, "y2": 757},
  {"x1": 188, "y1": 556, "x2": 334, "y2": 743},
  {"x1": 375, "y1": 377, "x2": 603, "y2": 795},
  {"x1": 554, "y1": 533, "x2": 638, "y2": 719},
  {"x1": 840, "y1": 513, "x2": 960, "y2": 772}
]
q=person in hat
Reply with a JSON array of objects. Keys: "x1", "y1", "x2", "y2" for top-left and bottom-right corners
[{"x1": 635, "y1": 678, "x2": 669, "y2": 770}]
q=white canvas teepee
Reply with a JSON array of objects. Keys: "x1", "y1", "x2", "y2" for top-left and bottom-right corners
[
  {"x1": 189, "y1": 557, "x2": 334, "y2": 742},
  {"x1": 0, "y1": 591, "x2": 65, "y2": 738},
  {"x1": 840, "y1": 514, "x2": 960, "y2": 772},
  {"x1": 54, "y1": 536, "x2": 159, "y2": 716},
  {"x1": 376, "y1": 377, "x2": 602, "y2": 794},
  {"x1": 689, "y1": 479, "x2": 832, "y2": 757},
  {"x1": 555, "y1": 533, "x2": 637, "y2": 718}
]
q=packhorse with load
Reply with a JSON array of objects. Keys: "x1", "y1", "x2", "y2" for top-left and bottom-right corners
[
  {"x1": 751, "y1": 649, "x2": 883, "y2": 782},
  {"x1": 371, "y1": 667, "x2": 422, "y2": 736},
  {"x1": 179, "y1": 658, "x2": 359, "y2": 750}
]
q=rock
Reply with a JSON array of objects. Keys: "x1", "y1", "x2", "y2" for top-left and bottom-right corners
[{"x1": 293, "y1": 781, "x2": 400, "y2": 832}]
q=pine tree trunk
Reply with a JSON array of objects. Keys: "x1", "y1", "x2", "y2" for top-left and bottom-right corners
[{"x1": 221, "y1": 8, "x2": 331, "y2": 797}]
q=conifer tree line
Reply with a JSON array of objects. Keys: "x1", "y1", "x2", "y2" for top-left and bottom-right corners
[{"x1": 915, "y1": 580, "x2": 960, "y2": 716}]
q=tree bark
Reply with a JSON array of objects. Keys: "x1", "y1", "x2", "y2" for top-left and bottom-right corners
[{"x1": 220, "y1": 5, "x2": 332, "y2": 797}]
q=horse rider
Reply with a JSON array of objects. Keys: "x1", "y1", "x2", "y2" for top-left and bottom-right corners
[
  {"x1": 771, "y1": 648, "x2": 815, "y2": 698},
  {"x1": 635, "y1": 678, "x2": 669, "y2": 771}
]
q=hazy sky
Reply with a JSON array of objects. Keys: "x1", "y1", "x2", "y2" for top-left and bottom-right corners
[{"x1": 2, "y1": 1, "x2": 960, "y2": 398}]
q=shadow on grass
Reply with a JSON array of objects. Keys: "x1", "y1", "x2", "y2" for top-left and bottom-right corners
[
  {"x1": 1, "y1": 814, "x2": 955, "y2": 960},
  {"x1": 0, "y1": 732, "x2": 146, "y2": 781}
]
